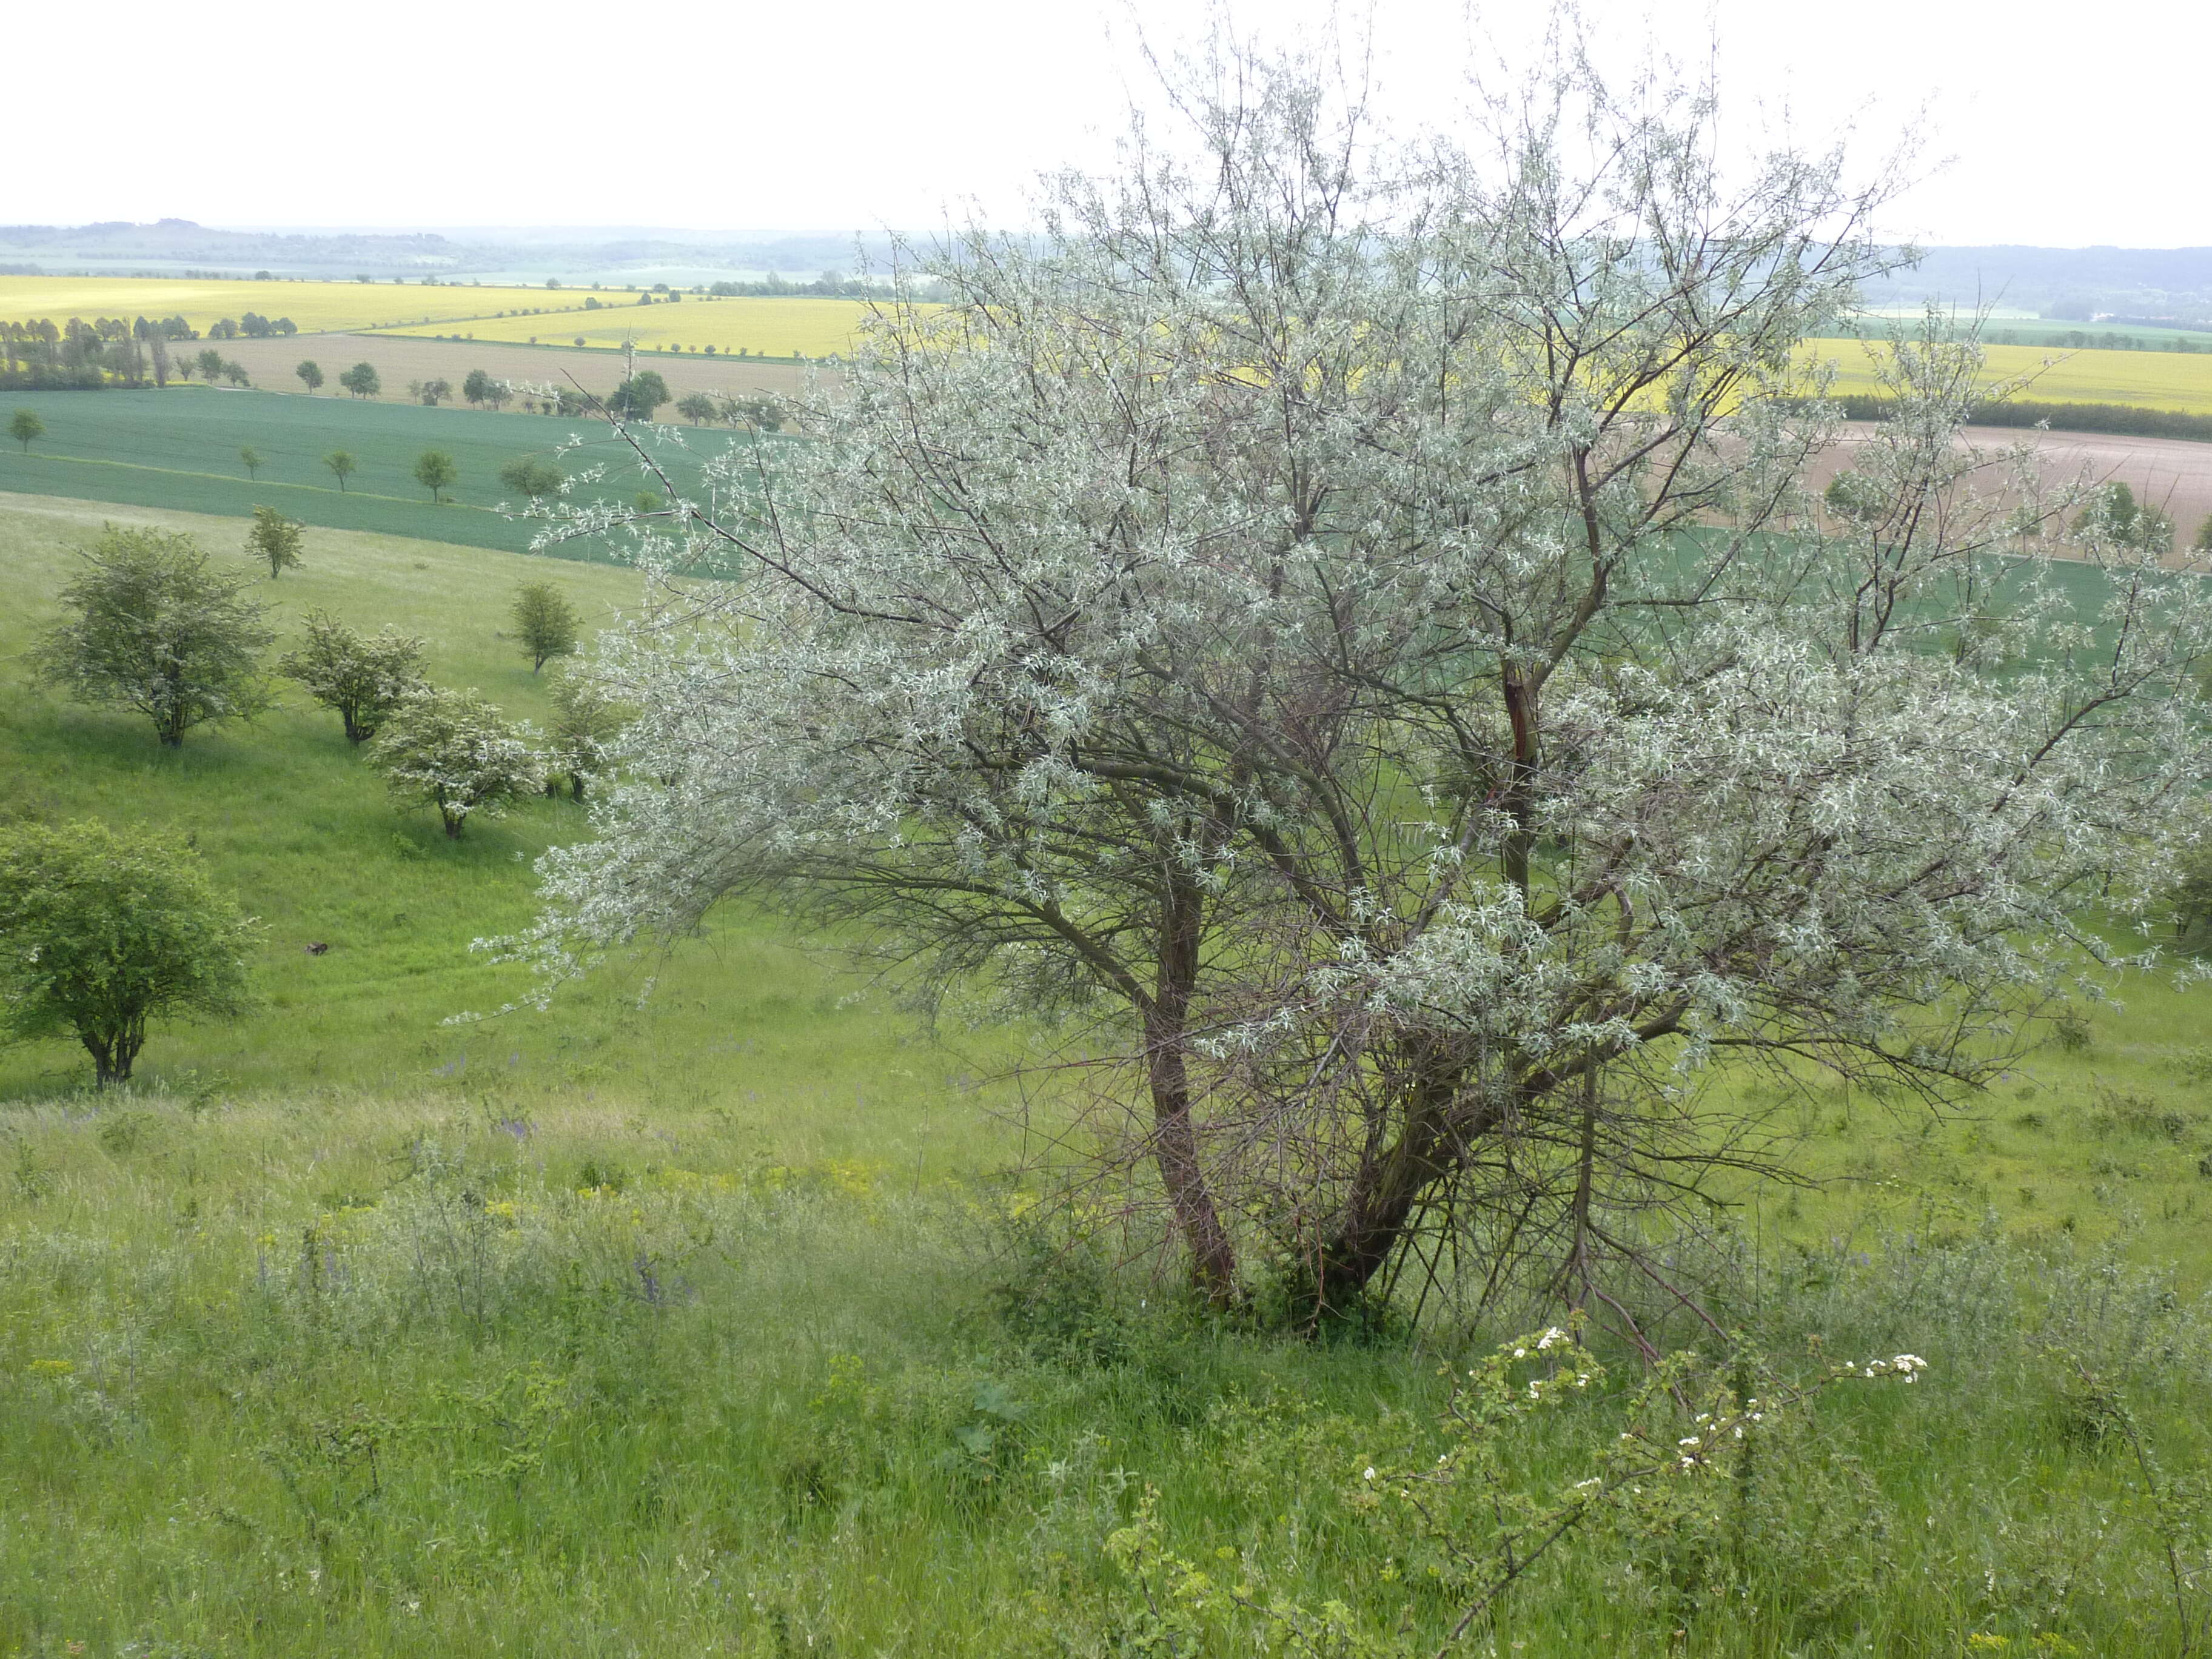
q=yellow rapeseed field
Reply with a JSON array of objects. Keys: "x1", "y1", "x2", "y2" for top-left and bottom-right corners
[
  {"x1": 0, "y1": 275, "x2": 614, "y2": 337},
  {"x1": 381, "y1": 296, "x2": 890, "y2": 361},
  {"x1": 1800, "y1": 338, "x2": 2212, "y2": 416}
]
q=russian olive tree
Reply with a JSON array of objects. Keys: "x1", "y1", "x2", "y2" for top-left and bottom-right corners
[{"x1": 512, "y1": 47, "x2": 2212, "y2": 1326}]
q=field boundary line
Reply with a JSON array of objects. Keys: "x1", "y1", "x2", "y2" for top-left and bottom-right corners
[
  {"x1": 366, "y1": 331, "x2": 810, "y2": 367},
  {"x1": 1, "y1": 452, "x2": 503, "y2": 514}
]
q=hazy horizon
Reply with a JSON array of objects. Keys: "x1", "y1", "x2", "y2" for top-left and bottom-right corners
[{"x1": 12, "y1": 0, "x2": 2211, "y2": 247}]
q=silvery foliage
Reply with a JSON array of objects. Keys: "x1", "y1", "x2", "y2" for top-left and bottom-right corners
[{"x1": 501, "y1": 39, "x2": 2212, "y2": 1312}]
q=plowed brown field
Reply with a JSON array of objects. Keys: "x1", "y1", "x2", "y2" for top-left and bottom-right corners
[
  {"x1": 189, "y1": 333, "x2": 807, "y2": 411},
  {"x1": 1812, "y1": 424, "x2": 2212, "y2": 551}
]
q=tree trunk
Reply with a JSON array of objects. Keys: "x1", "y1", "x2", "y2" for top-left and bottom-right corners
[
  {"x1": 1500, "y1": 668, "x2": 1540, "y2": 899},
  {"x1": 1309, "y1": 1064, "x2": 1494, "y2": 1327},
  {"x1": 1147, "y1": 870, "x2": 1239, "y2": 1305},
  {"x1": 82, "y1": 1019, "x2": 142, "y2": 1087}
]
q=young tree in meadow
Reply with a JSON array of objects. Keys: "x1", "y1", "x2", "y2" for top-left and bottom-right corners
[
  {"x1": 674, "y1": 393, "x2": 717, "y2": 426},
  {"x1": 33, "y1": 525, "x2": 273, "y2": 746},
  {"x1": 606, "y1": 370, "x2": 669, "y2": 420},
  {"x1": 515, "y1": 42, "x2": 2212, "y2": 1323},
  {"x1": 497, "y1": 455, "x2": 565, "y2": 503},
  {"x1": 509, "y1": 581, "x2": 579, "y2": 672},
  {"x1": 545, "y1": 665, "x2": 625, "y2": 800},
  {"x1": 278, "y1": 610, "x2": 425, "y2": 742},
  {"x1": 8, "y1": 409, "x2": 42, "y2": 452},
  {"x1": 323, "y1": 449, "x2": 356, "y2": 491},
  {"x1": 338, "y1": 362, "x2": 381, "y2": 398},
  {"x1": 2078, "y1": 480, "x2": 2176, "y2": 558},
  {"x1": 195, "y1": 349, "x2": 225, "y2": 381},
  {"x1": 244, "y1": 504, "x2": 303, "y2": 577},
  {"x1": 463, "y1": 368, "x2": 495, "y2": 407},
  {"x1": 222, "y1": 361, "x2": 249, "y2": 387},
  {"x1": 412, "y1": 449, "x2": 458, "y2": 502},
  {"x1": 722, "y1": 395, "x2": 782, "y2": 431},
  {"x1": 295, "y1": 360, "x2": 324, "y2": 394},
  {"x1": 0, "y1": 819, "x2": 255, "y2": 1087},
  {"x1": 238, "y1": 445, "x2": 264, "y2": 481},
  {"x1": 370, "y1": 685, "x2": 542, "y2": 838}
]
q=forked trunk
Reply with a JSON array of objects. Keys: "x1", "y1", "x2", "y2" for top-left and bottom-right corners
[
  {"x1": 82, "y1": 1019, "x2": 144, "y2": 1088},
  {"x1": 1308, "y1": 1065, "x2": 1489, "y2": 1328}
]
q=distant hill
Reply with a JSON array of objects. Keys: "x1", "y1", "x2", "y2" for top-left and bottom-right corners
[
  {"x1": 0, "y1": 221, "x2": 902, "y2": 285},
  {"x1": 1862, "y1": 246, "x2": 2212, "y2": 325},
  {"x1": 8, "y1": 224, "x2": 2210, "y2": 326}
]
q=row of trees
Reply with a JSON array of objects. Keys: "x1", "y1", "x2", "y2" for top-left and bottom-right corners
[
  {"x1": 13, "y1": 525, "x2": 613, "y2": 1098},
  {"x1": 0, "y1": 319, "x2": 265, "y2": 389},
  {"x1": 0, "y1": 560, "x2": 612, "y2": 1089},
  {"x1": 289, "y1": 361, "x2": 782, "y2": 432},
  {"x1": 206, "y1": 314, "x2": 297, "y2": 340},
  {"x1": 32, "y1": 521, "x2": 605, "y2": 777},
  {"x1": 5, "y1": 411, "x2": 464, "y2": 503}
]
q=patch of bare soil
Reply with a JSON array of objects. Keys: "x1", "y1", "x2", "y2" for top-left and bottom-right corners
[{"x1": 1813, "y1": 423, "x2": 2212, "y2": 550}]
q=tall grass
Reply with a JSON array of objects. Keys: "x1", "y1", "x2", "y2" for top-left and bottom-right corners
[
  {"x1": 3, "y1": 492, "x2": 2210, "y2": 1654},
  {"x1": 4, "y1": 1088, "x2": 2208, "y2": 1655}
]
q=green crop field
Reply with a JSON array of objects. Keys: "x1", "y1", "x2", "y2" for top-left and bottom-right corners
[
  {"x1": 0, "y1": 389, "x2": 754, "y2": 559},
  {"x1": 3, "y1": 491, "x2": 2211, "y2": 1656}
]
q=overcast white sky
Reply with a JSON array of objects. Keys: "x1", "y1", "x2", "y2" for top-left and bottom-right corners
[{"x1": 11, "y1": 0, "x2": 2208, "y2": 247}]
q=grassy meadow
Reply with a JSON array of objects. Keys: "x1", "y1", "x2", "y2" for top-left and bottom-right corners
[
  {"x1": 0, "y1": 276, "x2": 617, "y2": 338},
  {"x1": 2, "y1": 489, "x2": 2212, "y2": 1655},
  {"x1": 1803, "y1": 337, "x2": 2212, "y2": 415},
  {"x1": 380, "y1": 295, "x2": 889, "y2": 361},
  {"x1": 0, "y1": 392, "x2": 749, "y2": 558}
]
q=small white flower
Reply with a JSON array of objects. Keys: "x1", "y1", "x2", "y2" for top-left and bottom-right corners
[{"x1": 1363, "y1": 1467, "x2": 1376, "y2": 1481}]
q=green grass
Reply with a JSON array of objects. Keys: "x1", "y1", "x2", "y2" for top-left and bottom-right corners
[
  {"x1": 0, "y1": 492, "x2": 1008, "y2": 1170},
  {"x1": 0, "y1": 390, "x2": 748, "y2": 560},
  {"x1": 3, "y1": 490, "x2": 2211, "y2": 1656}
]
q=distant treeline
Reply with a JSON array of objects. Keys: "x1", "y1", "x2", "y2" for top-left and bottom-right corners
[
  {"x1": 1823, "y1": 324, "x2": 2211, "y2": 355},
  {"x1": 1834, "y1": 392, "x2": 2212, "y2": 443},
  {"x1": 0, "y1": 319, "x2": 261, "y2": 390},
  {"x1": 703, "y1": 273, "x2": 951, "y2": 302}
]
